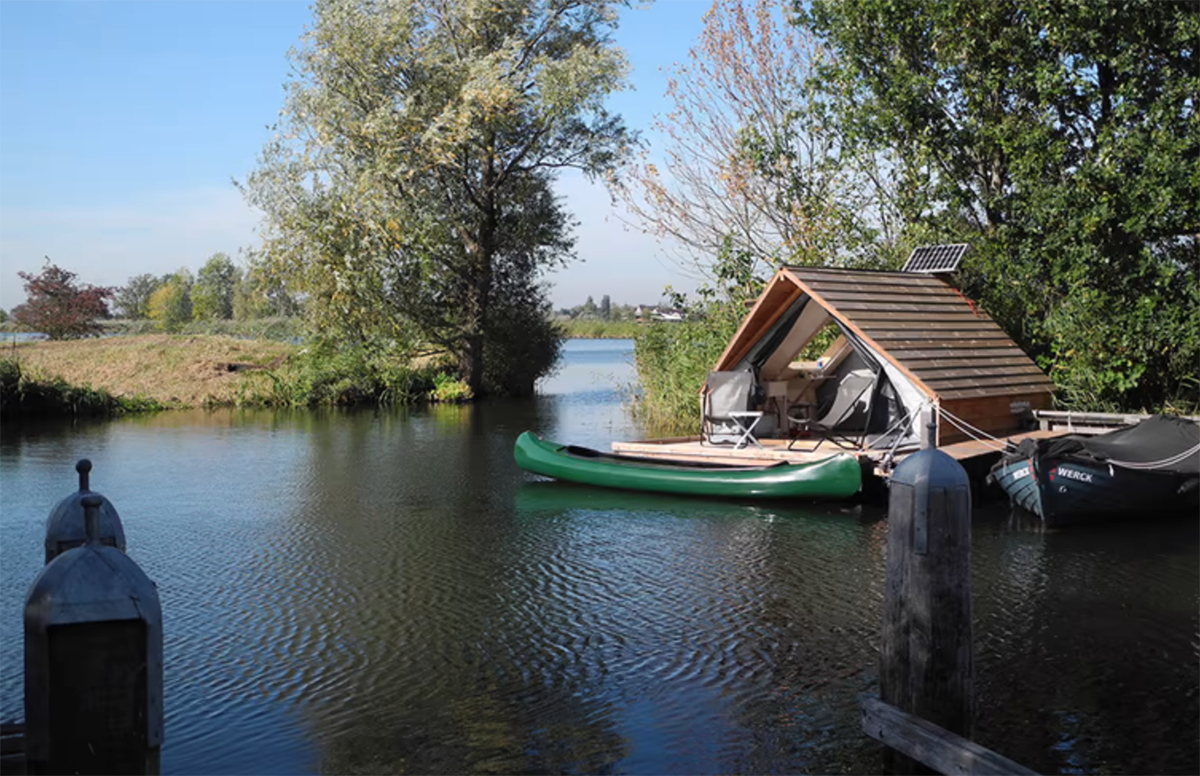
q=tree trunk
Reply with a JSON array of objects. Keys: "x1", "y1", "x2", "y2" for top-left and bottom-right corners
[
  {"x1": 458, "y1": 265, "x2": 490, "y2": 397},
  {"x1": 460, "y1": 148, "x2": 499, "y2": 398},
  {"x1": 460, "y1": 329, "x2": 485, "y2": 397}
]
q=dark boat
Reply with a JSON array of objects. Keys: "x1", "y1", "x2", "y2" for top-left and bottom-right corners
[{"x1": 989, "y1": 415, "x2": 1200, "y2": 526}]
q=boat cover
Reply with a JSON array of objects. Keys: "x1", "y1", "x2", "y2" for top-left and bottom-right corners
[{"x1": 1014, "y1": 415, "x2": 1200, "y2": 475}]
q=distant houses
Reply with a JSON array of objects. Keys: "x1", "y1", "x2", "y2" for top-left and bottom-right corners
[
  {"x1": 634, "y1": 305, "x2": 685, "y2": 323},
  {"x1": 554, "y1": 302, "x2": 685, "y2": 323}
]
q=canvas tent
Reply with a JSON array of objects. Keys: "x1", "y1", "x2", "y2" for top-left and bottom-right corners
[{"x1": 710, "y1": 265, "x2": 1054, "y2": 449}]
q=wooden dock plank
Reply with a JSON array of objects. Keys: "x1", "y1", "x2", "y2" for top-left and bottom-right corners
[
  {"x1": 920, "y1": 430, "x2": 1061, "y2": 462},
  {"x1": 609, "y1": 437, "x2": 865, "y2": 466},
  {"x1": 862, "y1": 696, "x2": 1039, "y2": 776}
]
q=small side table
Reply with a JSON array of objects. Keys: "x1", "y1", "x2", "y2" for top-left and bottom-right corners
[{"x1": 728, "y1": 411, "x2": 766, "y2": 449}]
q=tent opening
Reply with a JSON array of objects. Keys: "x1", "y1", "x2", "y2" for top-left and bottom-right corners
[{"x1": 722, "y1": 296, "x2": 925, "y2": 451}]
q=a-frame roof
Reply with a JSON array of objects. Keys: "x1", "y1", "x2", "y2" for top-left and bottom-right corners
[{"x1": 715, "y1": 266, "x2": 1054, "y2": 402}]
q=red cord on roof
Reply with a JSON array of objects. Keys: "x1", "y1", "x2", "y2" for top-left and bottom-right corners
[{"x1": 953, "y1": 287, "x2": 981, "y2": 317}]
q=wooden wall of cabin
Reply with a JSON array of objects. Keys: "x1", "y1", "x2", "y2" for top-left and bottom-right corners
[{"x1": 937, "y1": 391, "x2": 1052, "y2": 446}]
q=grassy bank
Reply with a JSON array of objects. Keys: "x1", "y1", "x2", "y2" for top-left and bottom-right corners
[
  {"x1": 1, "y1": 335, "x2": 471, "y2": 413},
  {"x1": 3, "y1": 335, "x2": 297, "y2": 408},
  {"x1": 1, "y1": 358, "x2": 165, "y2": 418}
]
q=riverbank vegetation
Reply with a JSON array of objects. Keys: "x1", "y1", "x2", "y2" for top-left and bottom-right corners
[
  {"x1": 0, "y1": 335, "x2": 473, "y2": 412},
  {"x1": 559, "y1": 319, "x2": 641, "y2": 339},
  {"x1": 0, "y1": 358, "x2": 164, "y2": 419},
  {"x1": 622, "y1": 0, "x2": 1198, "y2": 431}
]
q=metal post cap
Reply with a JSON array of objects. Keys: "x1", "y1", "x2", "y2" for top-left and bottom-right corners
[
  {"x1": 44, "y1": 459, "x2": 126, "y2": 563},
  {"x1": 76, "y1": 459, "x2": 92, "y2": 491},
  {"x1": 890, "y1": 446, "x2": 969, "y2": 488}
]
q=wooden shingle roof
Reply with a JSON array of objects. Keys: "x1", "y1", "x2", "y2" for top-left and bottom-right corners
[{"x1": 784, "y1": 267, "x2": 1053, "y2": 401}]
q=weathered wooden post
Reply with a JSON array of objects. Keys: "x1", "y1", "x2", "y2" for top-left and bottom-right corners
[
  {"x1": 44, "y1": 459, "x2": 126, "y2": 563},
  {"x1": 25, "y1": 495, "x2": 163, "y2": 775},
  {"x1": 878, "y1": 434, "x2": 973, "y2": 774}
]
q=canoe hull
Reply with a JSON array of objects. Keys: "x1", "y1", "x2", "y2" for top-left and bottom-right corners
[{"x1": 513, "y1": 432, "x2": 862, "y2": 500}]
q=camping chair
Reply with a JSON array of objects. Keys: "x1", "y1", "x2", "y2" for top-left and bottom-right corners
[
  {"x1": 787, "y1": 368, "x2": 876, "y2": 451},
  {"x1": 701, "y1": 370, "x2": 766, "y2": 449}
]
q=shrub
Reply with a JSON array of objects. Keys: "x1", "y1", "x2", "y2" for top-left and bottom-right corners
[
  {"x1": 11, "y1": 260, "x2": 114, "y2": 339},
  {"x1": 432, "y1": 373, "x2": 472, "y2": 403}
]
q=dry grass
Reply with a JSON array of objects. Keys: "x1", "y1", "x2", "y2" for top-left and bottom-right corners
[{"x1": 3, "y1": 335, "x2": 297, "y2": 408}]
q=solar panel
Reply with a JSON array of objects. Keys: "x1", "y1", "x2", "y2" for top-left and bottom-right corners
[{"x1": 901, "y1": 243, "x2": 970, "y2": 274}]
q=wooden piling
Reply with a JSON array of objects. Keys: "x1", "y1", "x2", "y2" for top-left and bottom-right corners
[
  {"x1": 24, "y1": 496, "x2": 162, "y2": 775},
  {"x1": 880, "y1": 447, "x2": 973, "y2": 774}
]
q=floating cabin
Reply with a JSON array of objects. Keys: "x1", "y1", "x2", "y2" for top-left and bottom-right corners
[{"x1": 612, "y1": 245, "x2": 1059, "y2": 474}]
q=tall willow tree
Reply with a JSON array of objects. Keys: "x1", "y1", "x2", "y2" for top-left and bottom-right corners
[{"x1": 242, "y1": 0, "x2": 632, "y2": 396}]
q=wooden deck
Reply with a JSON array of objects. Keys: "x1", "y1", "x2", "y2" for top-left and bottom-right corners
[{"x1": 610, "y1": 429, "x2": 1068, "y2": 474}]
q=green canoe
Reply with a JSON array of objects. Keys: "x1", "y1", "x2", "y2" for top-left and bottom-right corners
[{"x1": 513, "y1": 431, "x2": 862, "y2": 500}]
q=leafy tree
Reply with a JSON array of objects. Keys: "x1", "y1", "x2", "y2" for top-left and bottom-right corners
[
  {"x1": 147, "y1": 269, "x2": 194, "y2": 332},
  {"x1": 582, "y1": 295, "x2": 598, "y2": 318},
  {"x1": 801, "y1": 0, "x2": 1199, "y2": 410},
  {"x1": 232, "y1": 255, "x2": 303, "y2": 321},
  {"x1": 615, "y1": 0, "x2": 903, "y2": 281},
  {"x1": 192, "y1": 252, "x2": 240, "y2": 321},
  {"x1": 242, "y1": 0, "x2": 633, "y2": 396},
  {"x1": 0, "y1": 309, "x2": 8, "y2": 324},
  {"x1": 11, "y1": 259, "x2": 115, "y2": 339},
  {"x1": 114, "y1": 273, "x2": 164, "y2": 319}
]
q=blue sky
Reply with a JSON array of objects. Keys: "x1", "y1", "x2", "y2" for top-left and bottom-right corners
[{"x1": 0, "y1": 0, "x2": 710, "y2": 314}]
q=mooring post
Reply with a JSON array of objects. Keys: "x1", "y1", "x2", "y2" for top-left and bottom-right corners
[
  {"x1": 25, "y1": 491, "x2": 163, "y2": 775},
  {"x1": 919, "y1": 407, "x2": 937, "y2": 450},
  {"x1": 880, "y1": 444, "x2": 973, "y2": 774}
]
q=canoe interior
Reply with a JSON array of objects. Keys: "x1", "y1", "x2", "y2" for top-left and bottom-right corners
[{"x1": 560, "y1": 443, "x2": 790, "y2": 472}]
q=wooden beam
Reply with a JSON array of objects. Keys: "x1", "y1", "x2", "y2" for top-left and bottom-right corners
[
  {"x1": 921, "y1": 372, "x2": 1053, "y2": 390},
  {"x1": 901, "y1": 356, "x2": 1037, "y2": 369},
  {"x1": 867, "y1": 330, "x2": 1014, "y2": 342},
  {"x1": 882, "y1": 346, "x2": 1030, "y2": 359},
  {"x1": 1032, "y1": 409, "x2": 1200, "y2": 424},
  {"x1": 810, "y1": 286, "x2": 962, "y2": 300},
  {"x1": 850, "y1": 311, "x2": 994, "y2": 324},
  {"x1": 937, "y1": 383, "x2": 1055, "y2": 401},
  {"x1": 861, "y1": 321, "x2": 1002, "y2": 333},
  {"x1": 862, "y1": 696, "x2": 1039, "y2": 776},
  {"x1": 713, "y1": 275, "x2": 804, "y2": 371},
  {"x1": 791, "y1": 268, "x2": 946, "y2": 287},
  {"x1": 829, "y1": 299, "x2": 970, "y2": 312}
]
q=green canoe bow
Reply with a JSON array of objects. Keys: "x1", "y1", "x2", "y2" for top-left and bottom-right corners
[{"x1": 513, "y1": 432, "x2": 862, "y2": 500}]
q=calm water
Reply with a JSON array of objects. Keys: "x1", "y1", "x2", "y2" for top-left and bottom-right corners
[{"x1": 1, "y1": 339, "x2": 1196, "y2": 774}]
